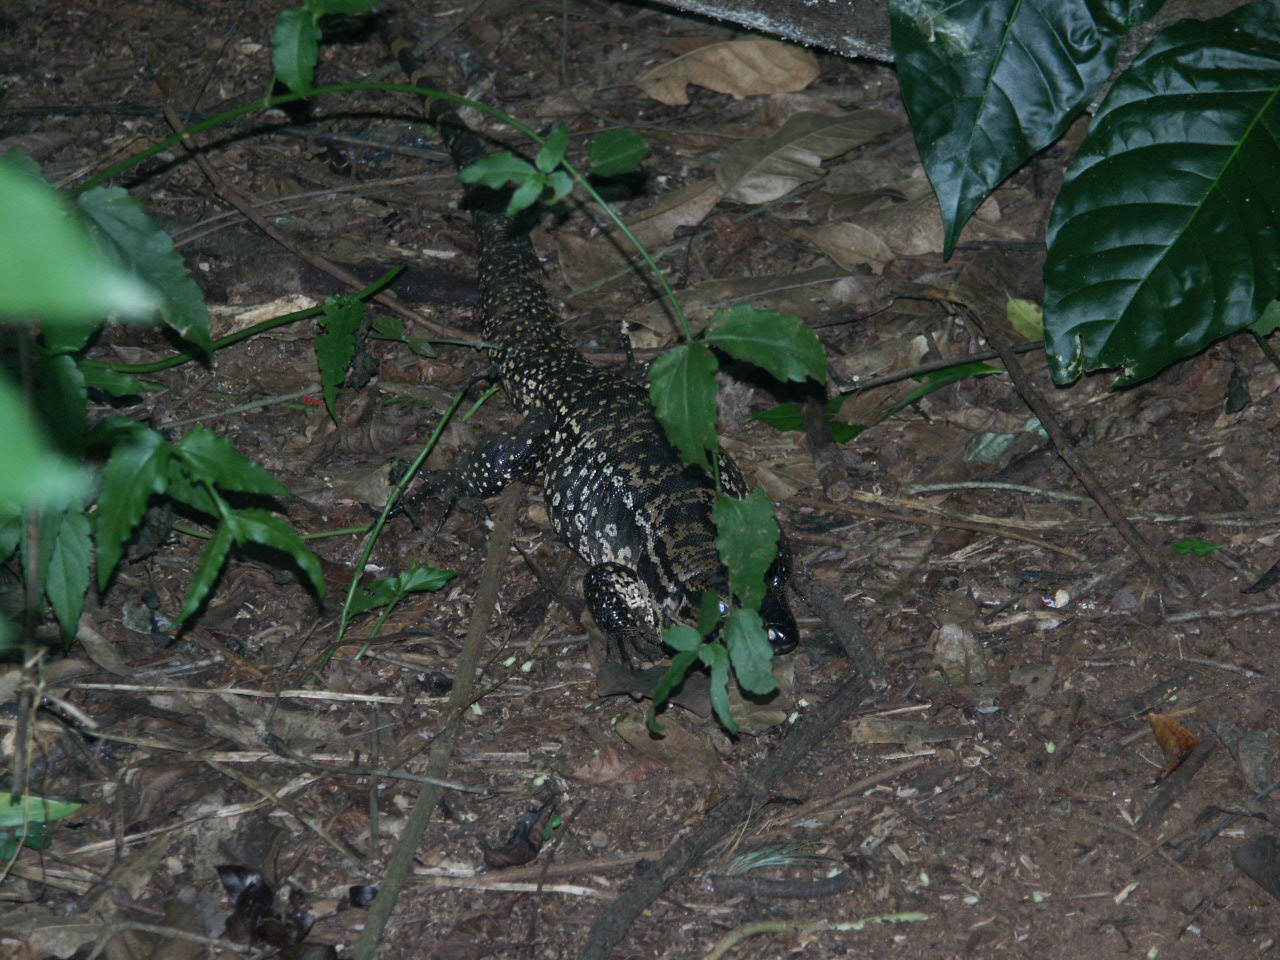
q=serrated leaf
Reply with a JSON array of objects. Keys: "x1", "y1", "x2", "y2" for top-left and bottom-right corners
[
  {"x1": 890, "y1": 0, "x2": 1148, "y2": 257},
  {"x1": 723, "y1": 608, "x2": 778, "y2": 696},
  {"x1": 1044, "y1": 1, "x2": 1280, "y2": 385},
  {"x1": 649, "y1": 342, "x2": 719, "y2": 468},
  {"x1": 649, "y1": 646, "x2": 701, "y2": 730},
  {"x1": 716, "y1": 110, "x2": 900, "y2": 205},
  {"x1": 315, "y1": 295, "x2": 363, "y2": 421},
  {"x1": 536, "y1": 124, "x2": 569, "y2": 174},
  {"x1": 588, "y1": 129, "x2": 649, "y2": 177},
  {"x1": 176, "y1": 521, "x2": 232, "y2": 628},
  {"x1": 0, "y1": 158, "x2": 156, "y2": 323},
  {"x1": 0, "y1": 794, "x2": 81, "y2": 829},
  {"x1": 705, "y1": 304, "x2": 826, "y2": 383},
  {"x1": 79, "y1": 363, "x2": 149, "y2": 397},
  {"x1": 459, "y1": 152, "x2": 537, "y2": 189},
  {"x1": 45, "y1": 506, "x2": 90, "y2": 643},
  {"x1": 272, "y1": 7, "x2": 320, "y2": 94},
  {"x1": 714, "y1": 490, "x2": 780, "y2": 611},
  {"x1": 371, "y1": 314, "x2": 404, "y2": 340},
  {"x1": 175, "y1": 428, "x2": 290, "y2": 497},
  {"x1": 95, "y1": 421, "x2": 167, "y2": 589},
  {"x1": 225, "y1": 508, "x2": 325, "y2": 597},
  {"x1": 0, "y1": 377, "x2": 89, "y2": 509},
  {"x1": 697, "y1": 641, "x2": 737, "y2": 734},
  {"x1": 76, "y1": 187, "x2": 211, "y2": 350}
]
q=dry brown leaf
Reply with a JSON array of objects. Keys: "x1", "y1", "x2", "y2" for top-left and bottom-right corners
[
  {"x1": 571, "y1": 743, "x2": 664, "y2": 786},
  {"x1": 794, "y1": 222, "x2": 895, "y2": 274},
  {"x1": 716, "y1": 110, "x2": 901, "y2": 204},
  {"x1": 637, "y1": 39, "x2": 819, "y2": 105},
  {"x1": 1147, "y1": 713, "x2": 1199, "y2": 778},
  {"x1": 614, "y1": 717, "x2": 724, "y2": 780}
]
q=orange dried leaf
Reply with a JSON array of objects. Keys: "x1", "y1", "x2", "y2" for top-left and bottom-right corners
[{"x1": 1146, "y1": 713, "x2": 1198, "y2": 778}]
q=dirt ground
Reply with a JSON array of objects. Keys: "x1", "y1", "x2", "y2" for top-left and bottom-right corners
[{"x1": 3, "y1": 1, "x2": 1280, "y2": 957}]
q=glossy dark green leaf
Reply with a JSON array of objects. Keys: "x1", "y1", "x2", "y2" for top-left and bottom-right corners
[
  {"x1": 649, "y1": 645, "x2": 700, "y2": 732},
  {"x1": 315, "y1": 295, "x2": 363, "y2": 421},
  {"x1": 890, "y1": 0, "x2": 1144, "y2": 257},
  {"x1": 705, "y1": 304, "x2": 826, "y2": 383},
  {"x1": 77, "y1": 187, "x2": 211, "y2": 350},
  {"x1": 649, "y1": 342, "x2": 719, "y2": 468},
  {"x1": 713, "y1": 490, "x2": 779, "y2": 612},
  {"x1": 588, "y1": 128, "x2": 649, "y2": 177},
  {"x1": 271, "y1": 7, "x2": 320, "y2": 94},
  {"x1": 1044, "y1": 0, "x2": 1280, "y2": 385},
  {"x1": 723, "y1": 608, "x2": 778, "y2": 697}
]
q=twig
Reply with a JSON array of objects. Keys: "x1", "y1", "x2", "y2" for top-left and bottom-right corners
[
  {"x1": 352, "y1": 481, "x2": 525, "y2": 960},
  {"x1": 578, "y1": 672, "x2": 874, "y2": 960}
]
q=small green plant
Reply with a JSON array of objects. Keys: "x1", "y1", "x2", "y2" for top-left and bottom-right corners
[{"x1": 0, "y1": 793, "x2": 81, "y2": 860}]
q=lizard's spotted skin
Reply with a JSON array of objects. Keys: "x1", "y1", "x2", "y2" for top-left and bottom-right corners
[{"x1": 426, "y1": 103, "x2": 798, "y2": 664}]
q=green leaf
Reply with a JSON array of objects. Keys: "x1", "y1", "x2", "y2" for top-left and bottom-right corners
[
  {"x1": 45, "y1": 506, "x2": 90, "y2": 644},
  {"x1": 76, "y1": 187, "x2": 212, "y2": 351},
  {"x1": 1044, "y1": 0, "x2": 1280, "y2": 385},
  {"x1": 713, "y1": 489, "x2": 779, "y2": 611},
  {"x1": 459, "y1": 152, "x2": 537, "y2": 190},
  {"x1": 78, "y1": 363, "x2": 148, "y2": 397},
  {"x1": 890, "y1": 0, "x2": 1149, "y2": 257},
  {"x1": 697, "y1": 641, "x2": 737, "y2": 734},
  {"x1": 1173, "y1": 537, "x2": 1218, "y2": 557},
  {"x1": 348, "y1": 563, "x2": 456, "y2": 615},
  {"x1": 545, "y1": 170, "x2": 574, "y2": 204},
  {"x1": 664, "y1": 623, "x2": 703, "y2": 652},
  {"x1": 1251, "y1": 300, "x2": 1280, "y2": 337},
  {"x1": 0, "y1": 157, "x2": 156, "y2": 323},
  {"x1": 0, "y1": 793, "x2": 80, "y2": 829},
  {"x1": 315, "y1": 295, "x2": 364, "y2": 421},
  {"x1": 225, "y1": 508, "x2": 325, "y2": 597},
  {"x1": 506, "y1": 176, "x2": 545, "y2": 217},
  {"x1": 272, "y1": 7, "x2": 320, "y2": 94},
  {"x1": 649, "y1": 646, "x2": 700, "y2": 731},
  {"x1": 1007, "y1": 297, "x2": 1043, "y2": 341},
  {"x1": 175, "y1": 428, "x2": 290, "y2": 497},
  {"x1": 649, "y1": 342, "x2": 719, "y2": 468},
  {"x1": 313, "y1": 0, "x2": 376, "y2": 13},
  {"x1": 696, "y1": 591, "x2": 723, "y2": 637},
  {"x1": 535, "y1": 123, "x2": 569, "y2": 175},
  {"x1": 94, "y1": 421, "x2": 167, "y2": 590},
  {"x1": 33, "y1": 352, "x2": 86, "y2": 454},
  {"x1": 751, "y1": 395, "x2": 862, "y2": 442},
  {"x1": 587, "y1": 128, "x2": 649, "y2": 177},
  {"x1": 723, "y1": 608, "x2": 778, "y2": 696},
  {"x1": 705, "y1": 304, "x2": 826, "y2": 383},
  {"x1": 0, "y1": 377, "x2": 89, "y2": 509},
  {"x1": 176, "y1": 521, "x2": 233, "y2": 628},
  {"x1": 886, "y1": 361, "x2": 1003, "y2": 418}
]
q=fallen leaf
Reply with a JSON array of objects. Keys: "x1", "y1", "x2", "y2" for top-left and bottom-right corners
[
  {"x1": 572, "y1": 744, "x2": 664, "y2": 786},
  {"x1": 1147, "y1": 713, "x2": 1199, "y2": 779},
  {"x1": 614, "y1": 716, "x2": 724, "y2": 780},
  {"x1": 716, "y1": 110, "x2": 900, "y2": 204},
  {"x1": 637, "y1": 39, "x2": 820, "y2": 105}
]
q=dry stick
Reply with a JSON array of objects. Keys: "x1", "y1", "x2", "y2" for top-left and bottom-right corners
[
  {"x1": 578, "y1": 673, "x2": 873, "y2": 960},
  {"x1": 158, "y1": 104, "x2": 469, "y2": 342},
  {"x1": 352, "y1": 481, "x2": 525, "y2": 960},
  {"x1": 950, "y1": 299, "x2": 1189, "y2": 596}
]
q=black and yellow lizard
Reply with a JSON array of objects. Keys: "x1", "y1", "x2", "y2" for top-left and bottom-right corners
[{"x1": 410, "y1": 68, "x2": 798, "y2": 665}]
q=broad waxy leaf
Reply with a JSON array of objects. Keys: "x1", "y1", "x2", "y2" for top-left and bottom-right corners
[
  {"x1": 272, "y1": 7, "x2": 320, "y2": 94},
  {"x1": 705, "y1": 304, "x2": 826, "y2": 383},
  {"x1": 713, "y1": 489, "x2": 780, "y2": 612},
  {"x1": 890, "y1": 0, "x2": 1152, "y2": 257},
  {"x1": 649, "y1": 341, "x2": 719, "y2": 468},
  {"x1": 77, "y1": 187, "x2": 211, "y2": 350},
  {"x1": 0, "y1": 159, "x2": 155, "y2": 323},
  {"x1": 1044, "y1": 0, "x2": 1280, "y2": 384}
]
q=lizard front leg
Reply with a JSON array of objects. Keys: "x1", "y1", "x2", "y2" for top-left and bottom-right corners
[{"x1": 582, "y1": 561, "x2": 667, "y2": 665}]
